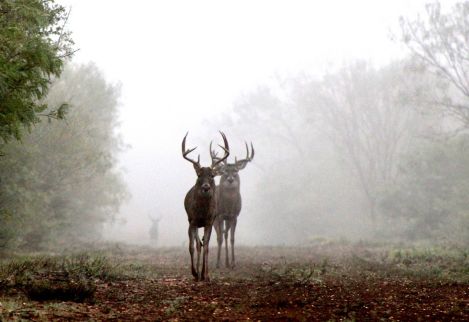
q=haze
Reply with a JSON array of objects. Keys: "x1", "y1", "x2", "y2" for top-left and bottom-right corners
[{"x1": 58, "y1": 0, "x2": 458, "y2": 246}]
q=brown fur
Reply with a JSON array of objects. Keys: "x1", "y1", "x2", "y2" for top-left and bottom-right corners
[
  {"x1": 212, "y1": 142, "x2": 254, "y2": 269},
  {"x1": 182, "y1": 132, "x2": 229, "y2": 281},
  {"x1": 184, "y1": 167, "x2": 217, "y2": 281}
]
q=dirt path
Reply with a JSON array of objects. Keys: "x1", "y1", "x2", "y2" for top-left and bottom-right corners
[{"x1": 1, "y1": 245, "x2": 468, "y2": 321}]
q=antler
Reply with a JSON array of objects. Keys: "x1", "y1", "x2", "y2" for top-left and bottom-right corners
[
  {"x1": 210, "y1": 142, "x2": 227, "y2": 167},
  {"x1": 211, "y1": 131, "x2": 230, "y2": 168},
  {"x1": 182, "y1": 132, "x2": 201, "y2": 169},
  {"x1": 235, "y1": 142, "x2": 254, "y2": 169}
]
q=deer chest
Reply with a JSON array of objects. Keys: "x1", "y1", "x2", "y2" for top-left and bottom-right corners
[{"x1": 218, "y1": 193, "x2": 242, "y2": 215}]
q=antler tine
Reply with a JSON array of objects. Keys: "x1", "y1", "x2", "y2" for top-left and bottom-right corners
[
  {"x1": 210, "y1": 141, "x2": 222, "y2": 166},
  {"x1": 209, "y1": 141, "x2": 219, "y2": 158},
  {"x1": 235, "y1": 141, "x2": 254, "y2": 168},
  {"x1": 250, "y1": 142, "x2": 255, "y2": 160},
  {"x1": 212, "y1": 131, "x2": 230, "y2": 168},
  {"x1": 182, "y1": 132, "x2": 201, "y2": 167}
]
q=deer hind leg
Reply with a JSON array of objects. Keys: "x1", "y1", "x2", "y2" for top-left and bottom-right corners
[
  {"x1": 201, "y1": 225, "x2": 213, "y2": 281},
  {"x1": 188, "y1": 226, "x2": 198, "y2": 281},
  {"x1": 230, "y1": 218, "x2": 237, "y2": 269},
  {"x1": 214, "y1": 219, "x2": 223, "y2": 269},
  {"x1": 224, "y1": 219, "x2": 230, "y2": 268}
]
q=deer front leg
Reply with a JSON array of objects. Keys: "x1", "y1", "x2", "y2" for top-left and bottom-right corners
[
  {"x1": 230, "y1": 218, "x2": 237, "y2": 269},
  {"x1": 188, "y1": 226, "x2": 198, "y2": 281},
  {"x1": 224, "y1": 219, "x2": 230, "y2": 268},
  {"x1": 214, "y1": 219, "x2": 223, "y2": 269},
  {"x1": 195, "y1": 229, "x2": 202, "y2": 281},
  {"x1": 201, "y1": 224, "x2": 213, "y2": 281}
]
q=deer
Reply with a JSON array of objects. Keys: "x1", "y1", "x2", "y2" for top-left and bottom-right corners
[
  {"x1": 182, "y1": 131, "x2": 229, "y2": 281},
  {"x1": 210, "y1": 141, "x2": 254, "y2": 269},
  {"x1": 148, "y1": 214, "x2": 162, "y2": 246}
]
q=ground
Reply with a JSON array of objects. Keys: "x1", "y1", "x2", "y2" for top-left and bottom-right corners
[{"x1": 0, "y1": 242, "x2": 468, "y2": 321}]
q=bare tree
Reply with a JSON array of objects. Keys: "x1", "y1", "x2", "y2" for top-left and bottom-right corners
[
  {"x1": 302, "y1": 62, "x2": 417, "y2": 226},
  {"x1": 182, "y1": 132, "x2": 229, "y2": 281},
  {"x1": 211, "y1": 142, "x2": 254, "y2": 268},
  {"x1": 400, "y1": 1, "x2": 469, "y2": 129}
]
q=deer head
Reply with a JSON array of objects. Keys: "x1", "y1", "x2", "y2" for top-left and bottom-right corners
[
  {"x1": 182, "y1": 131, "x2": 230, "y2": 197},
  {"x1": 210, "y1": 141, "x2": 254, "y2": 189}
]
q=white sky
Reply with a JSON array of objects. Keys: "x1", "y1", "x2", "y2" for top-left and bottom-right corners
[{"x1": 58, "y1": 0, "x2": 447, "y2": 245}]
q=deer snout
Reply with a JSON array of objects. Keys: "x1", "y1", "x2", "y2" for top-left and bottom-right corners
[
  {"x1": 201, "y1": 183, "x2": 211, "y2": 192},
  {"x1": 227, "y1": 177, "x2": 234, "y2": 183}
]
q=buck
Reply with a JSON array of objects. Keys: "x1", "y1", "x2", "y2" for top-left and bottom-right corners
[
  {"x1": 182, "y1": 131, "x2": 229, "y2": 281},
  {"x1": 148, "y1": 214, "x2": 161, "y2": 246},
  {"x1": 211, "y1": 141, "x2": 254, "y2": 268}
]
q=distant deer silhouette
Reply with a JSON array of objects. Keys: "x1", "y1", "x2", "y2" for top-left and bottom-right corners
[
  {"x1": 148, "y1": 214, "x2": 162, "y2": 245},
  {"x1": 182, "y1": 131, "x2": 229, "y2": 281},
  {"x1": 211, "y1": 141, "x2": 254, "y2": 268}
]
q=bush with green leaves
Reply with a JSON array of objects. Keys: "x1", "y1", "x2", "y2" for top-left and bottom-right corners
[
  {"x1": 380, "y1": 136, "x2": 469, "y2": 242},
  {"x1": 0, "y1": 0, "x2": 74, "y2": 143},
  {"x1": 0, "y1": 63, "x2": 128, "y2": 249}
]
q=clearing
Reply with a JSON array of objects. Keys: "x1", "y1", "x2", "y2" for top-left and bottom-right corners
[{"x1": 0, "y1": 242, "x2": 468, "y2": 321}]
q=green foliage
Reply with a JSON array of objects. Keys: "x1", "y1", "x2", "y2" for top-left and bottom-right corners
[
  {"x1": 380, "y1": 136, "x2": 469, "y2": 241},
  {"x1": 0, "y1": 63, "x2": 128, "y2": 249},
  {"x1": 0, "y1": 254, "x2": 122, "y2": 302},
  {"x1": 0, "y1": 0, "x2": 74, "y2": 143}
]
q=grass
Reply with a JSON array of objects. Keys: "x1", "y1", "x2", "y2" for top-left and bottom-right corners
[
  {"x1": 350, "y1": 245, "x2": 469, "y2": 282},
  {"x1": 254, "y1": 242, "x2": 469, "y2": 284},
  {"x1": 0, "y1": 253, "x2": 130, "y2": 302},
  {"x1": 258, "y1": 258, "x2": 330, "y2": 284},
  {"x1": 0, "y1": 241, "x2": 467, "y2": 303},
  {"x1": 163, "y1": 296, "x2": 189, "y2": 316},
  {"x1": 0, "y1": 242, "x2": 466, "y2": 320}
]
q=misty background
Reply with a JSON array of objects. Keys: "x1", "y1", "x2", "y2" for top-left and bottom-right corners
[
  {"x1": 3, "y1": 0, "x2": 467, "y2": 249},
  {"x1": 66, "y1": 0, "x2": 465, "y2": 246}
]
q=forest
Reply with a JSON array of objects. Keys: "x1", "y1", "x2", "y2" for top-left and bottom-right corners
[{"x1": 0, "y1": 0, "x2": 467, "y2": 320}]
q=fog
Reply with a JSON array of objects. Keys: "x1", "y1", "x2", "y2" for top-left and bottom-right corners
[{"x1": 58, "y1": 0, "x2": 465, "y2": 246}]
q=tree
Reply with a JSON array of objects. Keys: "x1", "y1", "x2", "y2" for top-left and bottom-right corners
[
  {"x1": 0, "y1": 0, "x2": 74, "y2": 144},
  {"x1": 297, "y1": 61, "x2": 421, "y2": 226},
  {"x1": 208, "y1": 59, "x2": 433, "y2": 244},
  {"x1": 400, "y1": 1, "x2": 469, "y2": 129},
  {"x1": 380, "y1": 135, "x2": 469, "y2": 242},
  {"x1": 0, "y1": 63, "x2": 128, "y2": 249}
]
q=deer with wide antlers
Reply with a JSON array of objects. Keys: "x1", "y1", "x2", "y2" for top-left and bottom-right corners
[
  {"x1": 182, "y1": 131, "x2": 229, "y2": 281},
  {"x1": 211, "y1": 141, "x2": 254, "y2": 269}
]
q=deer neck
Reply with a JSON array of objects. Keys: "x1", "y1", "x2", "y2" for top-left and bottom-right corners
[
  {"x1": 219, "y1": 181, "x2": 240, "y2": 195},
  {"x1": 194, "y1": 189, "x2": 215, "y2": 207}
]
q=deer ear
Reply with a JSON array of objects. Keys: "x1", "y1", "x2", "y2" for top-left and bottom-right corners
[
  {"x1": 194, "y1": 164, "x2": 202, "y2": 175},
  {"x1": 210, "y1": 165, "x2": 220, "y2": 176}
]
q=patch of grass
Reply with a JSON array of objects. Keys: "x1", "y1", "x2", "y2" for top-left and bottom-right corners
[
  {"x1": 24, "y1": 272, "x2": 96, "y2": 302},
  {"x1": 259, "y1": 259, "x2": 332, "y2": 284},
  {"x1": 164, "y1": 296, "x2": 189, "y2": 316},
  {"x1": 0, "y1": 297, "x2": 24, "y2": 315},
  {"x1": 346, "y1": 244, "x2": 469, "y2": 282},
  {"x1": 0, "y1": 254, "x2": 123, "y2": 302}
]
